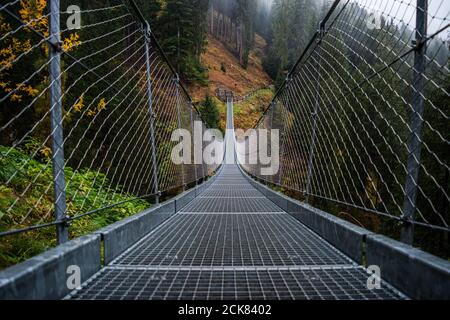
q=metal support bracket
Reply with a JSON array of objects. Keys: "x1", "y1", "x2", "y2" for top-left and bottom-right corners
[
  {"x1": 400, "y1": 0, "x2": 428, "y2": 245},
  {"x1": 143, "y1": 20, "x2": 160, "y2": 204},
  {"x1": 317, "y1": 20, "x2": 326, "y2": 43},
  {"x1": 49, "y1": 0, "x2": 68, "y2": 244},
  {"x1": 174, "y1": 73, "x2": 186, "y2": 190}
]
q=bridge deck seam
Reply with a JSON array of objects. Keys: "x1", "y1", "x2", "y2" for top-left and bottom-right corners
[
  {"x1": 178, "y1": 212, "x2": 286, "y2": 214},
  {"x1": 103, "y1": 265, "x2": 358, "y2": 271}
]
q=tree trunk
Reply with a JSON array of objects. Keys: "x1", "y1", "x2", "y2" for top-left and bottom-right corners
[
  {"x1": 228, "y1": 18, "x2": 232, "y2": 43},
  {"x1": 235, "y1": 22, "x2": 239, "y2": 51},
  {"x1": 239, "y1": 24, "x2": 244, "y2": 65},
  {"x1": 224, "y1": 16, "x2": 227, "y2": 42},
  {"x1": 221, "y1": 13, "x2": 224, "y2": 41},
  {"x1": 210, "y1": 5, "x2": 214, "y2": 34}
]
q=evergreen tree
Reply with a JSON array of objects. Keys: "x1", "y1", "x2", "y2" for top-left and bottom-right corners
[
  {"x1": 237, "y1": 0, "x2": 256, "y2": 68},
  {"x1": 199, "y1": 96, "x2": 220, "y2": 129},
  {"x1": 135, "y1": 0, "x2": 161, "y2": 27},
  {"x1": 158, "y1": 0, "x2": 209, "y2": 83},
  {"x1": 263, "y1": 0, "x2": 322, "y2": 87},
  {"x1": 211, "y1": 0, "x2": 257, "y2": 68}
]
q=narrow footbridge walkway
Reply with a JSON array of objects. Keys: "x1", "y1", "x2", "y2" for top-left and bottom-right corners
[
  {"x1": 66, "y1": 165, "x2": 403, "y2": 300},
  {"x1": 66, "y1": 102, "x2": 405, "y2": 300}
]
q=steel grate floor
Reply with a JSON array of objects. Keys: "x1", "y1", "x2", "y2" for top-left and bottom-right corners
[
  {"x1": 207, "y1": 184, "x2": 257, "y2": 190},
  {"x1": 111, "y1": 213, "x2": 352, "y2": 266},
  {"x1": 67, "y1": 267, "x2": 403, "y2": 300},
  {"x1": 67, "y1": 164, "x2": 406, "y2": 300},
  {"x1": 181, "y1": 197, "x2": 282, "y2": 212},
  {"x1": 199, "y1": 189, "x2": 264, "y2": 197}
]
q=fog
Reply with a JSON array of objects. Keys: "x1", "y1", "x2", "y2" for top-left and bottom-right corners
[
  {"x1": 352, "y1": 0, "x2": 449, "y2": 36},
  {"x1": 260, "y1": 0, "x2": 449, "y2": 36}
]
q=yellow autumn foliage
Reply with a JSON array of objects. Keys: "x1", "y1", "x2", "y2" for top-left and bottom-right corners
[
  {"x1": 39, "y1": 146, "x2": 52, "y2": 159},
  {"x1": 19, "y1": 0, "x2": 48, "y2": 36},
  {"x1": 87, "y1": 98, "x2": 107, "y2": 117},
  {"x1": 97, "y1": 98, "x2": 107, "y2": 112},
  {"x1": 62, "y1": 33, "x2": 81, "y2": 51},
  {"x1": 0, "y1": 0, "x2": 80, "y2": 103},
  {"x1": 73, "y1": 94, "x2": 85, "y2": 112}
]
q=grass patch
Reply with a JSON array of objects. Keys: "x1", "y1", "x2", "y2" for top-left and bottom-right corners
[
  {"x1": 0, "y1": 145, "x2": 150, "y2": 269},
  {"x1": 233, "y1": 88, "x2": 274, "y2": 130}
]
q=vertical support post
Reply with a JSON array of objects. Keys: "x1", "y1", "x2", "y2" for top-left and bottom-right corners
[
  {"x1": 202, "y1": 135, "x2": 207, "y2": 181},
  {"x1": 189, "y1": 100, "x2": 198, "y2": 185},
  {"x1": 268, "y1": 103, "x2": 274, "y2": 184},
  {"x1": 49, "y1": 0, "x2": 68, "y2": 244},
  {"x1": 305, "y1": 22, "x2": 325, "y2": 202},
  {"x1": 144, "y1": 22, "x2": 160, "y2": 204},
  {"x1": 278, "y1": 93, "x2": 289, "y2": 186},
  {"x1": 197, "y1": 119, "x2": 206, "y2": 183},
  {"x1": 197, "y1": 116, "x2": 206, "y2": 182},
  {"x1": 174, "y1": 74, "x2": 186, "y2": 190},
  {"x1": 401, "y1": 0, "x2": 428, "y2": 244}
]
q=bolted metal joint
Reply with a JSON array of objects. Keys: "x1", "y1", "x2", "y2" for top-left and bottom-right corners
[
  {"x1": 50, "y1": 41, "x2": 63, "y2": 53},
  {"x1": 400, "y1": 212, "x2": 412, "y2": 222},
  {"x1": 285, "y1": 75, "x2": 293, "y2": 87},
  {"x1": 399, "y1": 214, "x2": 414, "y2": 229},
  {"x1": 316, "y1": 20, "x2": 326, "y2": 43},
  {"x1": 411, "y1": 39, "x2": 425, "y2": 51},
  {"x1": 58, "y1": 215, "x2": 71, "y2": 227},
  {"x1": 173, "y1": 74, "x2": 180, "y2": 84},
  {"x1": 144, "y1": 24, "x2": 152, "y2": 43},
  {"x1": 144, "y1": 33, "x2": 151, "y2": 43},
  {"x1": 144, "y1": 21, "x2": 152, "y2": 33}
]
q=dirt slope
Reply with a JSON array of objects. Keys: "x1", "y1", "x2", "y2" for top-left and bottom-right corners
[{"x1": 190, "y1": 34, "x2": 272, "y2": 102}]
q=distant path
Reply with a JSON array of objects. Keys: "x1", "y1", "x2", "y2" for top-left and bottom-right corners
[{"x1": 216, "y1": 86, "x2": 272, "y2": 103}]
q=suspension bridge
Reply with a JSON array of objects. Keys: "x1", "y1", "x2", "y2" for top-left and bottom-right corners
[
  {"x1": 0, "y1": 0, "x2": 449, "y2": 300},
  {"x1": 64, "y1": 101, "x2": 406, "y2": 300}
]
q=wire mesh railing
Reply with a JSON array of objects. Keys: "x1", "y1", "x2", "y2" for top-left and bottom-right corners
[
  {"x1": 0, "y1": 0, "x2": 220, "y2": 251},
  {"x1": 238, "y1": 0, "x2": 449, "y2": 246}
]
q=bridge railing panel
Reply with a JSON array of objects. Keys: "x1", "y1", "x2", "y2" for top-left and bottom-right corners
[
  {"x1": 0, "y1": 0, "x2": 215, "y2": 265},
  {"x1": 239, "y1": 0, "x2": 449, "y2": 254}
]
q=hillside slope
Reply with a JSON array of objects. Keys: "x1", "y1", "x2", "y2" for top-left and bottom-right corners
[{"x1": 190, "y1": 34, "x2": 273, "y2": 130}]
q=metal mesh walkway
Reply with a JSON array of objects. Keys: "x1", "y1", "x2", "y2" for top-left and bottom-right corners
[{"x1": 66, "y1": 164, "x2": 405, "y2": 300}]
